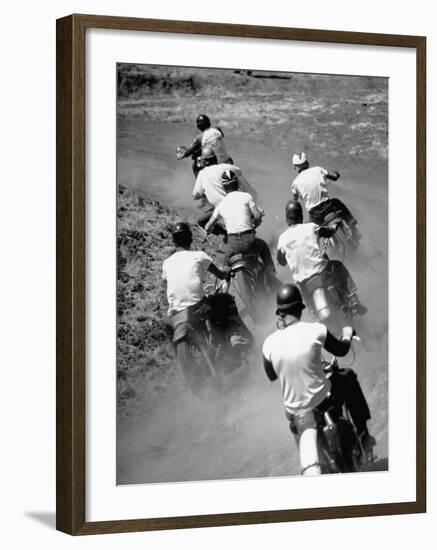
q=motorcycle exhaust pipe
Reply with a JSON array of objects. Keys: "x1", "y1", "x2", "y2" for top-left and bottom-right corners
[{"x1": 312, "y1": 287, "x2": 331, "y2": 321}]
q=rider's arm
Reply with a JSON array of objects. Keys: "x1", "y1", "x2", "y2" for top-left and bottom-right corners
[
  {"x1": 263, "y1": 356, "x2": 278, "y2": 382},
  {"x1": 204, "y1": 207, "x2": 220, "y2": 233},
  {"x1": 262, "y1": 338, "x2": 278, "y2": 381},
  {"x1": 276, "y1": 248, "x2": 287, "y2": 267},
  {"x1": 323, "y1": 327, "x2": 354, "y2": 357},
  {"x1": 290, "y1": 182, "x2": 300, "y2": 201},
  {"x1": 207, "y1": 262, "x2": 231, "y2": 281},
  {"x1": 192, "y1": 175, "x2": 204, "y2": 200},
  {"x1": 181, "y1": 135, "x2": 202, "y2": 158},
  {"x1": 325, "y1": 171, "x2": 340, "y2": 181},
  {"x1": 249, "y1": 197, "x2": 263, "y2": 227}
]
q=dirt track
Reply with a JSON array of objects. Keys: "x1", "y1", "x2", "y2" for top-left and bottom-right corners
[{"x1": 116, "y1": 117, "x2": 388, "y2": 484}]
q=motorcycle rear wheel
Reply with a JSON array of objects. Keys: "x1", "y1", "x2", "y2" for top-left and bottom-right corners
[
  {"x1": 318, "y1": 420, "x2": 361, "y2": 474},
  {"x1": 233, "y1": 269, "x2": 258, "y2": 322},
  {"x1": 176, "y1": 333, "x2": 217, "y2": 395}
]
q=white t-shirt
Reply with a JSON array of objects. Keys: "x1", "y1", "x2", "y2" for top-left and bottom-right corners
[
  {"x1": 211, "y1": 191, "x2": 256, "y2": 234},
  {"x1": 162, "y1": 250, "x2": 212, "y2": 314},
  {"x1": 262, "y1": 321, "x2": 330, "y2": 414},
  {"x1": 291, "y1": 166, "x2": 330, "y2": 211},
  {"x1": 201, "y1": 127, "x2": 230, "y2": 163},
  {"x1": 277, "y1": 223, "x2": 327, "y2": 283},
  {"x1": 192, "y1": 163, "x2": 239, "y2": 207}
]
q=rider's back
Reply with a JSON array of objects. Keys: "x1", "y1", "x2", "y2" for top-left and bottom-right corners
[
  {"x1": 213, "y1": 191, "x2": 255, "y2": 234},
  {"x1": 262, "y1": 320, "x2": 330, "y2": 413},
  {"x1": 162, "y1": 250, "x2": 211, "y2": 314},
  {"x1": 291, "y1": 166, "x2": 330, "y2": 210},
  {"x1": 194, "y1": 163, "x2": 235, "y2": 207},
  {"x1": 201, "y1": 127, "x2": 229, "y2": 163},
  {"x1": 278, "y1": 223, "x2": 327, "y2": 283}
]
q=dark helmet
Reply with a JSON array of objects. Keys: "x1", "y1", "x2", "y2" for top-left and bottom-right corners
[
  {"x1": 201, "y1": 146, "x2": 217, "y2": 166},
  {"x1": 276, "y1": 283, "x2": 305, "y2": 316},
  {"x1": 285, "y1": 200, "x2": 303, "y2": 225},
  {"x1": 196, "y1": 114, "x2": 211, "y2": 131},
  {"x1": 172, "y1": 221, "x2": 192, "y2": 247},
  {"x1": 221, "y1": 169, "x2": 238, "y2": 192}
]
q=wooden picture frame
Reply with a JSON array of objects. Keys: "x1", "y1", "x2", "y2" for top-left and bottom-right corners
[{"x1": 56, "y1": 13, "x2": 426, "y2": 535}]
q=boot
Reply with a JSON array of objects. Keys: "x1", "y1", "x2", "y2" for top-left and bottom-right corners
[
  {"x1": 349, "y1": 294, "x2": 367, "y2": 316},
  {"x1": 359, "y1": 430, "x2": 376, "y2": 453},
  {"x1": 348, "y1": 219, "x2": 361, "y2": 242}
]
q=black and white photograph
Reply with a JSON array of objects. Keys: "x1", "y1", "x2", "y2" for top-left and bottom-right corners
[{"x1": 115, "y1": 63, "x2": 389, "y2": 485}]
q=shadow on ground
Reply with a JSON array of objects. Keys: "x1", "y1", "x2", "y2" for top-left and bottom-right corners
[{"x1": 25, "y1": 512, "x2": 56, "y2": 529}]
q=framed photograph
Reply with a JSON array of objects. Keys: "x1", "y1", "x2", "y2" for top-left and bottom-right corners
[{"x1": 56, "y1": 14, "x2": 426, "y2": 535}]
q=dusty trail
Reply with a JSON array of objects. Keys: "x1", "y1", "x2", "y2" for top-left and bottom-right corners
[{"x1": 116, "y1": 117, "x2": 388, "y2": 485}]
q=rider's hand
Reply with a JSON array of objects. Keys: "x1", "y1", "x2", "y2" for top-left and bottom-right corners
[
  {"x1": 341, "y1": 326, "x2": 355, "y2": 341},
  {"x1": 221, "y1": 265, "x2": 232, "y2": 281}
]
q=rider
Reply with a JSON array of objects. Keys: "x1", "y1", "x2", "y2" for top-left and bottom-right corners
[
  {"x1": 262, "y1": 283, "x2": 375, "y2": 475},
  {"x1": 290, "y1": 152, "x2": 360, "y2": 241},
  {"x1": 162, "y1": 221, "x2": 251, "y2": 352},
  {"x1": 276, "y1": 200, "x2": 367, "y2": 316},
  {"x1": 177, "y1": 114, "x2": 233, "y2": 177},
  {"x1": 192, "y1": 147, "x2": 258, "y2": 236},
  {"x1": 204, "y1": 170, "x2": 280, "y2": 287}
]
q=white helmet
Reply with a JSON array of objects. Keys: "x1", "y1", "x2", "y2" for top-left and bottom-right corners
[{"x1": 292, "y1": 152, "x2": 307, "y2": 166}]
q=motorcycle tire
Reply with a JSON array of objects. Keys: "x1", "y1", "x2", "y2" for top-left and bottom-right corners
[
  {"x1": 176, "y1": 336, "x2": 214, "y2": 395},
  {"x1": 233, "y1": 268, "x2": 258, "y2": 322},
  {"x1": 318, "y1": 426, "x2": 358, "y2": 474}
]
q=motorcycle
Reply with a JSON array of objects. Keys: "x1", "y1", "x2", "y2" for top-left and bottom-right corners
[
  {"x1": 319, "y1": 210, "x2": 360, "y2": 261},
  {"x1": 170, "y1": 279, "x2": 251, "y2": 395},
  {"x1": 314, "y1": 355, "x2": 375, "y2": 474}
]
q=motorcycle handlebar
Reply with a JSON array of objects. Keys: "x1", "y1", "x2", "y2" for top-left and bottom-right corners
[{"x1": 325, "y1": 332, "x2": 360, "y2": 365}]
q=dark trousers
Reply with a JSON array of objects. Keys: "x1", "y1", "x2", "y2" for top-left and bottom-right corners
[
  {"x1": 287, "y1": 368, "x2": 371, "y2": 436},
  {"x1": 308, "y1": 198, "x2": 356, "y2": 227},
  {"x1": 318, "y1": 368, "x2": 371, "y2": 434},
  {"x1": 192, "y1": 156, "x2": 234, "y2": 177},
  {"x1": 224, "y1": 231, "x2": 258, "y2": 264},
  {"x1": 326, "y1": 260, "x2": 357, "y2": 297},
  {"x1": 224, "y1": 232, "x2": 279, "y2": 286},
  {"x1": 300, "y1": 260, "x2": 357, "y2": 308}
]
